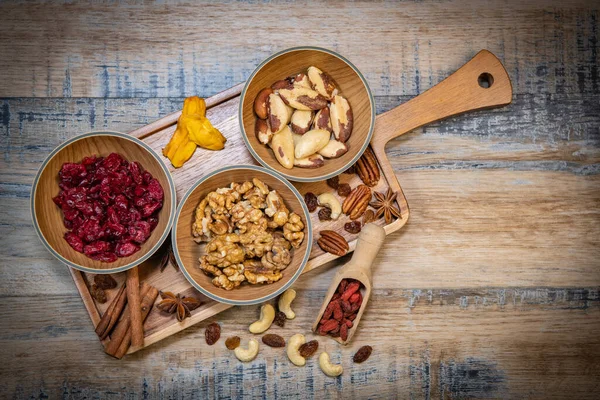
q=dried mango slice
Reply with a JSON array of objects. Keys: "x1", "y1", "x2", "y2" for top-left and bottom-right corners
[
  {"x1": 162, "y1": 96, "x2": 224, "y2": 168},
  {"x1": 186, "y1": 115, "x2": 227, "y2": 151}
]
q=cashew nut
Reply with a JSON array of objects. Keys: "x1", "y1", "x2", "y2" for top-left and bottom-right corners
[
  {"x1": 234, "y1": 338, "x2": 259, "y2": 362},
  {"x1": 249, "y1": 304, "x2": 275, "y2": 334},
  {"x1": 317, "y1": 193, "x2": 342, "y2": 220},
  {"x1": 319, "y1": 352, "x2": 343, "y2": 377},
  {"x1": 286, "y1": 333, "x2": 306, "y2": 366},
  {"x1": 278, "y1": 288, "x2": 296, "y2": 319}
]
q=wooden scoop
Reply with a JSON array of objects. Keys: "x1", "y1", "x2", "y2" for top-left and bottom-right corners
[{"x1": 312, "y1": 224, "x2": 387, "y2": 345}]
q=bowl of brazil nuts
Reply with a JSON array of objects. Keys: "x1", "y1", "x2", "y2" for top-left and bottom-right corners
[{"x1": 239, "y1": 47, "x2": 375, "y2": 183}]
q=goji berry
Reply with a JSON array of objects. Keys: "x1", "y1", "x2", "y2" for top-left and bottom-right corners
[
  {"x1": 340, "y1": 300, "x2": 352, "y2": 313},
  {"x1": 322, "y1": 302, "x2": 334, "y2": 320},
  {"x1": 340, "y1": 324, "x2": 348, "y2": 341},
  {"x1": 341, "y1": 282, "x2": 361, "y2": 301},
  {"x1": 349, "y1": 292, "x2": 361, "y2": 304},
  {"x1": 338, "y1": 279, "x2": 348, "y2": 294},
  {"x1": 320, "y1": 319, "x2": 339, "y2": 333},
  {"x1": 332, "y1": 301, "x2": 343, "y2": 321}
]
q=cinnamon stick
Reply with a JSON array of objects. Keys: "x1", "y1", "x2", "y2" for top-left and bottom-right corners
[
  {"x1": 95, "y1": 283, "x2": 127, "y2": 339},
  {"x1": 105, "y1": 283, "x2": 151, "y2": 356},
  {"x1": 114, "y1": 286, "x2": 159, "y2": 359},
  {"x1": 126, "y1": 267, "x2": 144, "y2": 349}
]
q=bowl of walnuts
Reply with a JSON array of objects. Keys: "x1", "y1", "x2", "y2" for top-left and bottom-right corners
[
  {"x1": 172, "y1": 165, "x2": 312, "y2": 305},
  {"x1": 239, "y1": 46, "x2": 375, "y2": 183}
]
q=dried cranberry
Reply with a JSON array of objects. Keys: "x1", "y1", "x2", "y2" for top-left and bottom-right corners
[
  {"x1": 115, "y1": 241, "x2": 140, "y2": 257},
  {"x1": 55, "y1": 153, "x2": 163, "y2": 262},
  {"x1": 147, "y1": 216, "x2": 159, "y2": 230},
  {"x1": 83, "y1": 240, "x2": 110, "y2": 256},
  {"x1": 147, "y1": 179, "x2": 164, "y2": 201},
  {"x1": 78, "y1": 218, "x2": 103, "y2": 242},
  {"x1": 142, "y1": 171, "x2": 153, "y2": 185},
  {"x1": 91, "y1": 252, "x2": 118, "y2": 263},
  {"x1": 133, "y1": 185, "x2": 147, "y2": 197},
  {"x1": 141, "y1": 202, "x2": 162, "y2": 217},
  {"x1": 102, "y1": 153, "x2": 124, "y2": 171},
  {"x1": 129, "y1": 161, "x2": 143, "y2": 185},
  {"x1": 129, "y1": 220, "x2": 151, "y2": 243},
  {"x1": 65, "y1": 232, "x2": 84, "y2": 252}
]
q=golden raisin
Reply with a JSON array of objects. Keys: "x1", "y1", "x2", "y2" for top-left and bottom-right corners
[{"x1": 225, "y1": 336, "x2": 241, "y2": 350}]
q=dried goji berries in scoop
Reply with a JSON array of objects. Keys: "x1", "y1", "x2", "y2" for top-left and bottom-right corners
[
  {"x1": 52, "y1": 153, "x2": 164, "y2": 262},
  {"x1": 316, "y1": 278, "x2": 364, "y2": 341}
]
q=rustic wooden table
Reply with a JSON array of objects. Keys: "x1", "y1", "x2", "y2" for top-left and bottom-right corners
[{"x1": 1, "y1": 1, "x2": 599, "y2": 398}]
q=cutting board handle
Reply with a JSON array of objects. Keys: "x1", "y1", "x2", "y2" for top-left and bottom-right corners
[{"x1": 371, "y1": 49, "x2": 512, "y2": 147}]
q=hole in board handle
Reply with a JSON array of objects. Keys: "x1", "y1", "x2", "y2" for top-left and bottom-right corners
[{"x1": 478, "y1": 72, "x2": 494, "y2": 89}]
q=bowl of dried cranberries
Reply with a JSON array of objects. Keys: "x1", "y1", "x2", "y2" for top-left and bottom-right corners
[{"x1": 31, "y1": 131, "x2": 176, "y2": 274}]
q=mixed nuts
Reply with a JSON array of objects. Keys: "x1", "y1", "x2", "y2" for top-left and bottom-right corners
[{"x1": 253, "y1": 66, "x2": 353, "y2": 170}]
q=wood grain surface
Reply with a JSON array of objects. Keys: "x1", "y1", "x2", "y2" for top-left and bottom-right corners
[{"x1": 0, "y1": 0, "x2": 599, "y2": 399}]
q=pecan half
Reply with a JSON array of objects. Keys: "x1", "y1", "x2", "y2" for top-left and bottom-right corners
[
  {"x1": 356, "y1": 147, "x2": 380, "y2": 187},
  {"x1": 317, "y1": 230, "x2": 349, "y2": 256},
  {"x1": 342, "y1": 185, "x2": 371, "y2": 220}
]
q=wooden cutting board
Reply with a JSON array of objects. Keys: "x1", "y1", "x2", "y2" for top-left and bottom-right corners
[{"x1": 70, "y1": 50, "x2": 512, "y2": 355}]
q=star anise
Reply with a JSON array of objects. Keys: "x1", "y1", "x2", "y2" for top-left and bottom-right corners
[
  {"x1": 370, "y1": 188, "x2": 401, "y2": 224},
  {"x1": 157, "y1": 291, "x2": 202, "y2": 322}
]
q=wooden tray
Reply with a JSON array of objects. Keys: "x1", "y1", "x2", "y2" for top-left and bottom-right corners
[{"x1": 70, "y1": 50, "x2": 512, "y2": 354}]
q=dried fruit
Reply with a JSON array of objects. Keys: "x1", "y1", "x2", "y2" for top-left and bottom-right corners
[
  {"x1": 163, "y1": 96, "x2": 226, "y2": 167},
  {"x1": 342, "y1": 185, "x2": 372, "y2": 220},
  {"x1": 371, "y1": 188, "x2": 401, "y2": 224},
  {"x1": 318, "y1": 319, "x2": 340, "y2": 334},
  {"x1": 332, "y1": 301, "x2": 343, "y2": 321},
  {"x1": 205, "y1": 322, "x2": 221, "y2": 345},
  {"x1": 318, "y1": 207, "x2": 332, "y2": 221},
  {"x1": 356, "y1": 147, "x2": 380, "y2": 187},
  {"x1": 341, "y1": 282, "x2": 361, "y2": 301},
  {"x1": 157, "y1": 291, "x2": 202, "y2": 322},
  {"x1": 344, "y1": 221, "x2": 361, "y2": 234},
  {"x1": 316, "y1": 279, "x2": 364, "y2": 341},
  {"x1": 54, "y1": 153, "x2": 164, "y2": 262},
  {"x1": 326, "y1": 176, "x2": 340, "y2": 189},
  {"x1": 262, "y1": 333, "x2": 286, "y2": 348},
  {"x1": 317, "y1": 230, "x2": 349, "y2": 256},
  {"x1": 337, "y1": 183, "x2": 351, "y2": 197},
  {"x1": 225, "y1": 336, "x2": 241, "y2": 350},
  {"x1": 273, "y1": 311, "x2": 287, "y2": 327},
  {"x1": 93, "y1": 274, "x2": 117, "y2": 290},
  {"x1": 340, "y1": 324, "x2": 349, "y2": 341},
  {"x1": 304, "y1": 192, "x2": 318, "y2": 212},
  {"x1": 363, "y1": 209, "x2": 376, "y2": 225},
  {"x1": 353, "y1": 345, "x2": 373, "y2": 363},
  {"x1": 298, "y1": 340, "x2": 319, "y2": 358},
  {"x1": 90, "y1": 284, "x2": 107, "y2": 303}
]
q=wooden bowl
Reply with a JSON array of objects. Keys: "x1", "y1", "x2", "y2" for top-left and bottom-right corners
[
  {"x1": 240, "y1": 46, "x2": 375, "y2": 182},
  {"x1": 31, "y1": 131, "x2": 176, "y2": 274},
  {"x1": 172, "y1": 165, "x2": 313, "y2": 305}
]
